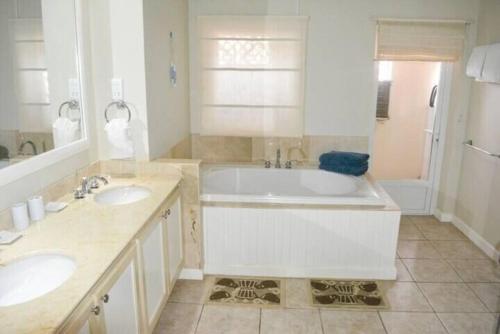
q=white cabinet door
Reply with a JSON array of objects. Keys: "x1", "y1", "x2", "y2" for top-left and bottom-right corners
[
  {"x1": 102, "y1": 261, "x2": 140, "y2": 334},
  {"x1": 166, "y1": 197, "x2": 183, "y2": 285},
  {"x1": 77, "y1": 320, "x2": 90, "y2": 334},
  {"x1": 140, "y1": 220, "x2": 167, "y2": 327}
]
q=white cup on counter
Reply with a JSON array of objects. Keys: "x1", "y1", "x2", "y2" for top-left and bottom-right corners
[
  {"x1": 11, "y1": 202, "x2": 30, "y2": 230},
  {"x1": 28, "y1": 195, "x2": 45, "y2": 221}
]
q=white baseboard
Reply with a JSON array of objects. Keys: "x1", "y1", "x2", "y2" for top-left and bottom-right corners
[
  {"x1": 452, "y1": 215, "x2": 499, "y2": 262},
  {"x1": 179, "y1": 268, "x2": 204, "y2": 280},
  {"x1": 434, "y1": 209, "x2": 453, "y2": 222},
  {"x1": 204, "y1": 264, "x2": 397, "y2": 280}
]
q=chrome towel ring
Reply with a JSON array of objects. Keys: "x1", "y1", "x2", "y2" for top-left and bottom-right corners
[
  {"x1": 58, "y1": 100, "x2": 80, "y2": 118},
  {"x1": 104, "y1": 100, "x2": 131, "y2": 123}
]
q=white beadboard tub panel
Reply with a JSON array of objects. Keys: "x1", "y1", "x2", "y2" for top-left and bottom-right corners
[{"x1": 203, "y1": 206, "x2": 400, "y2": 280}]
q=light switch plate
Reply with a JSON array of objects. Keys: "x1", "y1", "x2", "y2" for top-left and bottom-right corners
[
  {"x1": 111, "y1": 78, "x2": 123, "y2": 100},
  {"x1": 68, "y1": 78, "x2": 80, "y2": 99}
]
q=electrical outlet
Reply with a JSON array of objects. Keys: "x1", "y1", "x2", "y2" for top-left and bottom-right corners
[{"x1": 111, "y1": 78, "x2": 123, "y2": 100}]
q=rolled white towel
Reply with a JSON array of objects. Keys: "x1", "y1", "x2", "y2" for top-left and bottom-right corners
[
  {"x1": 481, "y1": 43, "x2": 500, "y2": 83},
  {"x1": 52, "y1": 117, "x2": 80, "y2": 148},
  {"x1": 466, "y1": 45, "x2": 488, "y2": 79},
  {"x1": 104, "y1": 118, "x2": 134, "y2": 159}
]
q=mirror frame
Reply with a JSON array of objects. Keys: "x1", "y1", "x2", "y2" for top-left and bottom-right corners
[{"x1": 0, "y1": 0, "x2": 89, "y2": 187}]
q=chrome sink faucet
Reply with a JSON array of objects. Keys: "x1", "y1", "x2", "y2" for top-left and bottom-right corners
[
  {"x1": 74, "y1": 175, "x2": 109, "y2": 199},
  {"x1": 275, "y1": 148, "x2": 282, "y2": 169}
]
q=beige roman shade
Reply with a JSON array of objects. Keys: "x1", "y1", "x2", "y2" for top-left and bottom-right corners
[
  {"x1": 375, "y1": 19, "x2": 467, "y2": 61},
  {"x1": 197, "y1": 16, "x2": 308, "y2": 137}
]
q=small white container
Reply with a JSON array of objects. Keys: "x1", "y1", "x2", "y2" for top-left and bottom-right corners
[
  {"x1": 28, "y1": 195, "x2": 45, "y2": 221},
  {"x1": 11, "y1": 202, "x2": 30, "y2": 231}
]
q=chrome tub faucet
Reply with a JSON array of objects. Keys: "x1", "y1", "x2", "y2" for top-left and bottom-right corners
[{"x1": 275, "y1": 148, "x2": 282, "y2": 169}]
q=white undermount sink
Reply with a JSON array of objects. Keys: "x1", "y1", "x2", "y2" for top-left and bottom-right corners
[
  {"x1": 94, "y1": 185, "x2": 152, "y2": 205},
  {"x1": 0, "y1": 254, "x2": 76, "y2": 307}
]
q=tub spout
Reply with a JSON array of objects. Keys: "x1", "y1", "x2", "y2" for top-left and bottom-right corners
[{"x1": 275, "y1": 149, "x2": 281, "y2": 168}]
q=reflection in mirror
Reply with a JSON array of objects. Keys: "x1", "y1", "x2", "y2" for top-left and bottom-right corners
[{"x1": 0, "y1": 0, "x2": 82, "y2": 169}]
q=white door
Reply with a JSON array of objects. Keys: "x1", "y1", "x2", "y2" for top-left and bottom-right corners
[
  {"x1": 102, "y1": 261, "x2": 140, "y2": 334},
  {"x1": 140, "y1": 220, "x2": 167, "y2": 328},
  {"x1": 372, "y1": 62, "x2": 452, "y2": 214},
  {"x1": 166, "y1": 197, "x2": 183, "y2": 285}
]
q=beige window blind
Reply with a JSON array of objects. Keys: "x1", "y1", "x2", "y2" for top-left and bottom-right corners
[
  {"x1": 375, "y1": 19, "x2": 467, "y2": 61},
  {"x1": 198, "y1": 16, "x2": 308, "y2": 137}
]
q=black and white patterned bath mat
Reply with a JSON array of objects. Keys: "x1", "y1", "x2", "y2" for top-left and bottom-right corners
[
  {"x1": 207, "y1": 277, "x2": 283, "y2": 307},
  {"x1": 310, "y1": 279, "x2": 387, "y2": 309}
]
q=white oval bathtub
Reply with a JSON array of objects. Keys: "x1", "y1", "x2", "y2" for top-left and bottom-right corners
[{"x1": 201, "y1": 166, "x2": 384, "y2": 206}]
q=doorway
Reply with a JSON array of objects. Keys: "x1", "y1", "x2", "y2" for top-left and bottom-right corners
[{"x1": 371, "y1": 61, "x2": 450, "y2": 214}]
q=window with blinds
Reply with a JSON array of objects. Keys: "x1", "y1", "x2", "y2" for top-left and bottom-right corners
[
  {"x1": 375, "y1": 19, "x2": 466, "y2": 61},
  {"x1": 197, "y1": 16, "x2": 309, "y2": 137}
]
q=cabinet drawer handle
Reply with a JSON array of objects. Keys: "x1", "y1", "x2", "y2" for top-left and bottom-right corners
[
  {"x1": 101, "y1": 294, "x2": 109, "y2": 303},
  {"x1": 161, "y1": 209, "x2": 171, "y2": 220},
  {"x1": 91, "y1": 305, "x2": 100, "y2": 316}
]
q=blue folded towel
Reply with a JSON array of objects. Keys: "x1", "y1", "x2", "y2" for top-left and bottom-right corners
[
  {"x1": 318, "y1": 150, "x2": 369, "y2": 176},
  {"x1": 319, "y1": 161, "x2": 368, "y2": 176},
  {"x1": 319, "y1": 151, "x2": 369, "y2": 166}
]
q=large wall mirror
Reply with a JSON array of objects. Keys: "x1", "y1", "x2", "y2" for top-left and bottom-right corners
[{"x1": 0, "y1": 0, "x2": 84, "y2": 173}]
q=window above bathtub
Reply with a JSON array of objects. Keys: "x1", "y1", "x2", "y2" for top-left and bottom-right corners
[{"x1": 196, "y1": 16, "x2": 309, "y2": 137}]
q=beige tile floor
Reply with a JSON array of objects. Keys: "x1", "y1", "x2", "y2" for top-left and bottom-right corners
[{"x1": 154, "y1": 216, "x2": 500, "y2": 334}]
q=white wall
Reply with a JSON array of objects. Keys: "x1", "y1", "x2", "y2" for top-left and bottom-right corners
[
  {"x1": 88, "y1": 0, "x2": 190, "y2": 161},
  {"x1": 143, "y1": 0, "x2": 190, "y2": 159},
  {"x1": 454, "y1": 0, "x2": 500, "y2": 250},
  {"x1": 189, "y1": 0, "x2": 480, "y2": 138},
  {"x1": 107, "y1": 0, "x2": 149, "y2": 160}
]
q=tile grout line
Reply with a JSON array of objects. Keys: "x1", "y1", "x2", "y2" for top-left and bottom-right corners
[
  {"x1": 317, "y1": 308, "x2": 326, "y2": 334},
  {"x1": 258, "y1": 307, "x2": 262, "y2": 334},
  {"x1": 443, "y1": 258, "x2": 465, "y2": 283},
  {"x1": 434, "y1": 312, "x2": 451, "y2": 334},
  {"x1": 399, "y1": 257, "x2": 417, "y2": 282},
  {"x1": 193, "y1": 304, "x2": 205, "y2": 334},
  {"x1": 376, "y1": 310, "x2": 389, "y2": 334},
  {"x1": 464, "y1": 281, "x2": 495, "y2": 312},
  {"x1": 413, "y1": 274, "x2": 451, "y2": 334},
  {"x1": 169, "y1": 300, "x2": 205, "y2": 305}
]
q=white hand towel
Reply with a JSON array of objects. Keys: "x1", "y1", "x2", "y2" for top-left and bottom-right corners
[
  {"x1": 481, "y1": 43, "x2": 500, "y2": 83},
  {"x1": 466, "y1": 45, "x2": 488, "y2": 79},
  {"x1": 104, "y1": 118, "x2": 134, "y2": 159},
  {"x1": 52, "y1": 117, "x2": 80, "y2": 148}
]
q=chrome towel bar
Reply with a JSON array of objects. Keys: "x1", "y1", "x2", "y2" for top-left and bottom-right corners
[{"x1": 463, "y1": 140, "x2": 500, "y2": 158}]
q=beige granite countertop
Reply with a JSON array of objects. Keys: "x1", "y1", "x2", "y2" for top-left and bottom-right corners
[{"x1": 0, "y1": 175, "x2": 182, "y2": 333}]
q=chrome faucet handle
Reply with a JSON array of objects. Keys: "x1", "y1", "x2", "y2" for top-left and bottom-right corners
[
  {"x1": 87, "y1": 175, "x2": 110, "y2": 190},
  {"x1": 80, "y1": 176, "x2": 91, "y2": 194},
  {"x1": 89, "y1": 178, "x2": 100, "y2": 189},
  {"x1": 74, "y1": 188, "x2": 86, "y2": 199}
]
